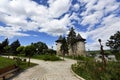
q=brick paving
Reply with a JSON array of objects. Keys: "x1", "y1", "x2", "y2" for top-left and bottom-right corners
[{"x1": 10, "y1": 57, "x2": 80, "y2": 80}]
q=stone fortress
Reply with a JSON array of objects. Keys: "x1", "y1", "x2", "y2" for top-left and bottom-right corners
[{"x1": 56, "y1": 28, "x2": 86, "y2": 56}]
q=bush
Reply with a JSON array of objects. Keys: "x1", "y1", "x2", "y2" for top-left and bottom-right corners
[
  {"x1": 33, "y1": 54, "x2": 61, "y2": 61},
  {"x1": 115, "y1": 52, "x2": 120, "y2": 60}
]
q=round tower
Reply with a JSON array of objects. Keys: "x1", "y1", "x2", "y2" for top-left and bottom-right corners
[
  {"x1": 55, "y1": 35, "x2": 63, "y2": 55},
  {"x1": 76, "y1": 34, "x2": 86, "y2": 56}
]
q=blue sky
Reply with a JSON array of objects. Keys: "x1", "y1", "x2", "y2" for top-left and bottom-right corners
[{"x1": 0, "y1": 0, "x2": 120, "y2": 50}]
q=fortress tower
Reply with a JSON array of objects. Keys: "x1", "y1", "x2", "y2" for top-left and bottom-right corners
[
  {"x1": 56, "y1": 33, "x2": 86, "y2": 56},
  {"x1": 55, "y1": 35, "x2": 63, "y2": 55},
  {"x1": 74, "y1": 34, "x2": 86, "y2": 56}
]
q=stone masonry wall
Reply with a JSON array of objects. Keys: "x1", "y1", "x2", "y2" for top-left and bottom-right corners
[
  {"x1": 56, "y1": 41, "x2": 86, "y2": 56},
  {"x1": 76, "y1": 42, "x2": 86, "y2": 56},
  {"x1": 56, "y1": 42, "x2": 62, "y2": 55}
]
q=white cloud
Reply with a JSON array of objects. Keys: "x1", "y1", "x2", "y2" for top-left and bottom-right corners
[
  {"x1": 85, "y1": 14, "x2": 120, "y2": 50},
  {"x1": 39, "y1": 14, "x2": 70, "y2": 36},
  {"x1": 48, "y1": 0, "x2": 71, "y2": 18},
  {"x1": 72, "y1": 3, "x2": 80, "y2": 11},
  {"x1": 78, "y1": 0, "x2": 120, "y2": 50},
  {"x1": 81, "y1": 11, "x2": 103, "y2": 31},
  {"x1": 0, "y1": 0, "x2": 72, "y2": 38},
  {"x1": 0, "y1": 0, "x2": 120, "y2": 50},
  {"x1": 0, "y1": 26, "x2": 29, "y2": 38},
  {"x1": 80, "y1": 0, "x2": 120, "y2": 30}
]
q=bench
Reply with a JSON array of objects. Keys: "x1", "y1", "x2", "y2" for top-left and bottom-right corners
[{"x1": 0, "y1": 64, "x2": 19, "y2": 80}]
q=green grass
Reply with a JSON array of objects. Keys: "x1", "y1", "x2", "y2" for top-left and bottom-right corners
[
  {"x1": 65, "y1": 55, "x2": 93, "y2": 61},
  {"x1": 32, "y1": 54, "x2": 62, "y2": 61},
  {"x1": 17, "y1": 53, "x2": 62, "y2": 61},
  {"x1": 18, "y1": 62, "x2": 37, "y2": 70},
  {"x1": 87, "y1": 50, "x2": 112, "y2": 56},
  {"x1": 72, "y1": 60, "x2": 120, "y2": 80},
  {"x1": 0, "y1": 56, "x2": 16, "y2": 69},
  {"x1": 0, "y1": 56, "x2": 37, "y2": 70}
]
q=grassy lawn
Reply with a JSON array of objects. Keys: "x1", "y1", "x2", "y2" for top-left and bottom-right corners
[
  {"x1": 17, "y1": 53, "x2": 62, "y2": 61},
  {"x1": 0, "y1": 56, "x2": 37, "y2": 70},
  {"x1": 0, "y1": 56, "x2": 16, "y2": 69},
  {"x1": 72, "y1": 60, "x2": 120, "y2": 80}
]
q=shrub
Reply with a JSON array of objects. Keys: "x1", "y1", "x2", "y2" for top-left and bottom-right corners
[{"x1": 33, "y1": 54, "x2": 61, "y2": 61}]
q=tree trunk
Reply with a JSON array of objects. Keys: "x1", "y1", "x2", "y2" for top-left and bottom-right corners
[{"x1": 28, "y1": 56, "x2": 30, "y2": 66}]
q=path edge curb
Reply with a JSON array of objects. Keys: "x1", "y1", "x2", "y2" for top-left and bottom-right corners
[{"x1": 70, "y1": 66, "x2": 85, "y2": 80}]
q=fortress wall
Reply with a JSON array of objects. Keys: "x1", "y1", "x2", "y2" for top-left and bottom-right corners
[
  {"x1": 76, "y1": 42, "x2": 86, "y2": 56},
  {"x1": 56, "y1": 43, "x2": 62, "y2": 55},
  {"x1": 56, "y1": 42, "x2": 86, "y2": 56}
]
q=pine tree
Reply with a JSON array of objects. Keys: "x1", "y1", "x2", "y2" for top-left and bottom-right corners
[
  {"x1": 10, "y1": 39, "x2": 20, "y2": 55},
  {"x1": 60, "y1": 37, "x2": 68, "y2": 59},
  {"x1": 67, "y1": 27, "x2": 77, "y2": 56},
  {"x1": 0, "y1": 38, "x2": 9, "y2": 53}
]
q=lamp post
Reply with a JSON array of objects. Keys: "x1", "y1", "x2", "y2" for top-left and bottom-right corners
[{"x1": 98, "y1": 39, "x2": 106, "y2": 68}]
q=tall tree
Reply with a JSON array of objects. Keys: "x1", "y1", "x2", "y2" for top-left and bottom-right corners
[
  {"x1": 2, "y1": 38, "x2": 9, "y2": 47},
  {"x1": 4, "y1": 45, "x2": 11, "y2": 53},
  {"x1": 106, "y1": 31, "x2": 120, "y2": 52},
  {"x1": 67, "y1": 27, "x2": 77, "y2": 56},
  {"x1": 0, "y1": 38, "x2": 9, "y2": 53},
  {"x1": 60, "y1": 37, "x2": 68, "y2": 59},
  {"x1": 10, "y1": 39, "x2": 20, "y2": 55}
]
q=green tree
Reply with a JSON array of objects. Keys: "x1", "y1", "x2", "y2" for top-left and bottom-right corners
[
  {"x1": 10, "y1": 39, "x2": 20, "y2": 55},
  {"x1": 2, "y1": 38, "x2": 9, "y2": 47},
  {"x1": 0, "y1": 38, "x2": 9, "y2": 53},
  {"x1": 16, "y1": 46, "x2": 24, "y2": 54},
  {"x1": 106, "y1": 31, "x2": 120, "y2": 60},
  {"x1": 60, "y1": 37, "x2": 68, "y2": 59},
  {"x1": 106, "y1": 31, "x2": 120, "y2": 52},
  {"x1": 67, "y1": 27, "x2": 77, "y2": 57},
  {"x1": 32, "y1": 41, "x2": 48, "y2": 54},
  {"x1": 24, "y1": 45, "x2": 35, "y2": 66},
  {"x1": 4, "y1": 45, "x2": 10, "y2": 53}
]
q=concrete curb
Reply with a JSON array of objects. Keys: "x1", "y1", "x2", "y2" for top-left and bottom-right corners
[{"x1": 70, "y1": 66, "x2": 85, "y2": 80}]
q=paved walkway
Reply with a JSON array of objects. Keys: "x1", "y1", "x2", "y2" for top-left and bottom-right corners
[{"x1": 4, "y1": 56, "x2": 80, "y2": 80}]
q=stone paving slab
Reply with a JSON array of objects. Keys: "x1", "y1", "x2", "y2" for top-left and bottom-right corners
[{"x1": 2, "y1": 56, "x2": 81, "y2": 80}]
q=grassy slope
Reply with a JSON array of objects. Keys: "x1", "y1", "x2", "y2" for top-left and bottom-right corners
[
  {"x1": 0, "y1": 56, "x2": 16, "y2": 69},
  {"x1": 0, "y1": 56, "x2": 37, "y2": 70},
  {"x1": 72, "y1": 60, "x2": 120, "y2": 80}
]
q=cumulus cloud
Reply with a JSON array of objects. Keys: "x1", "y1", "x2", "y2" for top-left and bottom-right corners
[
  {"x1": 39, "y1": 14, "x2": 70, "y2": 36},
  {"x1": 85, "y1": 14, "x2": 120, "y2": 50},
  {"x1": 80, "y1": 0, "x2": 119, "y2": 31},
  {"x1": 0, "y1": 0, "x2": 71, "y2": 38},
  {"x1": 79, "y1": 0, "x2": 120, "y2": 50},
  {"x1": 0, "y1": 26, "x2": 29, "y2": 38},
  {"x1": 48, "y1": 0, "x2": 71, "y2": 18},
  {"x1": 0, "y1": 0, "x2": 120, "y2": 50}
]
